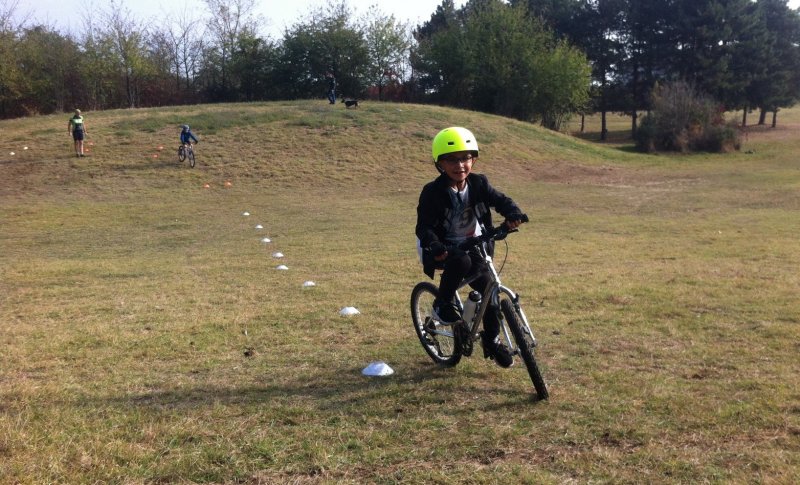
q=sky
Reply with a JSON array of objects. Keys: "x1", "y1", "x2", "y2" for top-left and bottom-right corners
[
  {"x1": 17, "y1": 0, "x2": 800, "y2": 39},
  {"x1": 19, "y1": 0, "x2": 468, "y2": 38}
]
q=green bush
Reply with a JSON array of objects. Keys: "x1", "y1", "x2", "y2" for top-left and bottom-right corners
[{"x1": 635, "y1": 81, "x2": 741, "y2": 153}]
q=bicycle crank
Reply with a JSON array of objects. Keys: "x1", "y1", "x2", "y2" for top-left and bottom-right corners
[{"x1": 455, "y1": 321, "x2": 473, "y2": 356}]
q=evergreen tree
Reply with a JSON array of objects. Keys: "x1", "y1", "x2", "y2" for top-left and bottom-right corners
[{"x1": 750, "y1": 0, "x2": 800, "y2": 126}]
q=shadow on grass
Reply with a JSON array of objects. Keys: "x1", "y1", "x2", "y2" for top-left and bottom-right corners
[{"x1": 79, "y1": 359, "x2": 543, "y2": 419}]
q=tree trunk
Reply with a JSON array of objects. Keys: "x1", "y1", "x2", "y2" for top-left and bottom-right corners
[
  {"x1": 601, "y1": 110, "x2": 608, "y2": 141},
  {"x1": 580, "y1": 114, "x2": 585, "y2": 133},
  {"x1": 772, "y1": 110, "x2": 778, "y2": 128},
  {"x1": 758, "y1": 108, "x2": 767, "y2": 125},
  {"x1": 741, "y1": 109, "x2": 747, "y2": 127},
  {"x1": 631, "y1": 110, "x2": 637, "y2": 136}
]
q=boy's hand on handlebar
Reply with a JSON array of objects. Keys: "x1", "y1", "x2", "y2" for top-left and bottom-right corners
[
  {"x1": 505, "y1": 219, "x2": 522, "y2": 230},
  {"x1": 430, "y1": 241, "x2": 448, "y2": 262},
  {"x1": 503, "y1": 213, "x2": 529, "y2": 231}
]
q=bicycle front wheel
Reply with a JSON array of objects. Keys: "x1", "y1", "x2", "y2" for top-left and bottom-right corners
[
  {"x1": 177, "y1": 146, "x2": 186, "y2": 162},
  {"x1": 188, "y1": 148, "x2": 195, "y2": 168},
  {"x1": 411, "y1": 282, "x2": 461, "y2": 366},
  {"x1": 500, "y1": 298, "x2": 548, "y2": 400}
]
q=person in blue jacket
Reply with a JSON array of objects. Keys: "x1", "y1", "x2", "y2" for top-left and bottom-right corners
[{"x1": 180, "y1": 125, "x2": 199, "y2": 147}]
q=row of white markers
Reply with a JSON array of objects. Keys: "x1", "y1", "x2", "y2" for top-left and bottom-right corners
[{"x1": 241, "y1": 210, "x2": 393, "y2": 376}]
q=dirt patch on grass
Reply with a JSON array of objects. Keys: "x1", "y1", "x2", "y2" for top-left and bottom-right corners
[{"x1": 530, "y1": 161, "x2": 629, "y2": 185}]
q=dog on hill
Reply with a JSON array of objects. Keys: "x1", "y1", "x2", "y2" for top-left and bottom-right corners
[{"x1": 341, "y1": 98, "x2": 359, "y2": 109}]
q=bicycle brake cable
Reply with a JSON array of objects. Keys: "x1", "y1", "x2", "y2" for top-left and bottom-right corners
[{"x1": 497, "y1": 239, "x2": 509, "y2": 275}]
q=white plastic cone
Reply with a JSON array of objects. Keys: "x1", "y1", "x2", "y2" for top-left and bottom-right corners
[
  {"x1": 261, "y1": 237, "x2": 271, "y2": 243},
  {"x1": 276, "y1": 264, "x2": 289, "y2": 270},
  {"x1": 362, "y1": 361, "x2": 394, "y2": 377},
  {"x1": 302, "y1": 281, "x2": 316, "y2": 287},
  {"x1": 272, "y1": 252, "x2": 284, "y2": 258},
  {"x1": 242, "y1": 212, "x2": 250, "y2": 216},
  {"x1": 339, "y1": 306, "x2": 360, "y2": 316}
]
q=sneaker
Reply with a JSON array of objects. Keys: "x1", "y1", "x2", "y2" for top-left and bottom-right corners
[
  {"x1": 482, "y1": 332, "x2": 514, "y2": 368},
  {"x1": 432, "y1": 299, "x2": 461, "y2": 324}
]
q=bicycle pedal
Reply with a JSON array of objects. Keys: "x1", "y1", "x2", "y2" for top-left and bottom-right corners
[{"x1": 455, "y1": 321, "x2": 473, "y2": 356}]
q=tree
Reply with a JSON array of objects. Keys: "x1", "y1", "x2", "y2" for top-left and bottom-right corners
[
  {"x1": 671, "y1": 0, "x2": 761, "y2": 112},
  {"x1": 410, "y1": 0, "x2": 462, "y2": 102},
  {"x1": 511, "y1": 0, "x2": 584, "y2": 40},
  {"x1": 749, "y1": 0, "x2": 800, "y2": 127},
  {"x1": 15, "y1": 26, "x2": 80, "y2": 113},
  {"x1": 156, "y1": 10, "x2": 205, "y2": 99},
  {"x1": 574, "y1": 0, "x2": 626, "y2": 140},
  {"x1": 361, "y1": 6, "x2": 411, "y2": 101},
  {"x1": 0, "y1": 0, "x2": 25, "y2": 116},
  {"x1": 203, "y1": 0, "x2": 257, "y2": 100},
  {"x1": 78, "y1": 13, "x2": 120, "y2": 111},
  {"x1": 103, "y1": 2, "x2": 151, "y2": 108},
  {"x1": 533, "y1": 40, "x2": 591, "y2": 129},
  {"x1": 229, "y1": 31, "x2": 277, "y2": 101},
  {"x1": 412, "y1": 0, "x2": 590, "y2": 128},
  {"x1": 618, "y1": 0, "x2": 678, "y2": 133},
  {"x1": 276, "y1": 1, "x2": 369, "y2": 100}
]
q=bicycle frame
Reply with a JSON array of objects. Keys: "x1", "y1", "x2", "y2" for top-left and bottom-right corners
[{"x1": 454, "y1": 241, "x2": 538, "y2": 351}]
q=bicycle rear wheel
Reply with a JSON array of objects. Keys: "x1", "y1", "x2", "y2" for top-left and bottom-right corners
[
  {"x1": 500, "y1": 298, "x2": 548, "y2": 400},
  {"x1": 177, "y1": 145, "x2": 186, "y2": 162},
  {"x1": 411, "y1": 282, "x2": 461, "y2": 366},
  {"x1": 188, "y1": 148, "x2": 195, "y2": 168}
]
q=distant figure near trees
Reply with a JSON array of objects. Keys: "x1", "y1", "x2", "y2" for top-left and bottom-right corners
[
  {"x1": 68, "y1": 109, "x2": 87, "y2": 157},
  {"x1": 326, "y1": 72, "x2": 336, "y2": 104}
]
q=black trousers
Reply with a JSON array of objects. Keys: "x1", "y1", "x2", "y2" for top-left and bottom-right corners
[{"x1": 437, "y1": 248, "x2": 501, "y2": 339}]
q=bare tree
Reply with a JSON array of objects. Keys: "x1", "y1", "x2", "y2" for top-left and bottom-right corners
[
  {"x1": 158, "y1": 10, "x2": 205, "y2": 95},
  {"x1": 203, "y1": 0, "x2": 256, "y2": 98},
  {"x1": 0, "y1": 0, "x2": 29, "y2": 32},
  {"x1": 101, "y1": 1, "x2": 150, "y2": 107}
]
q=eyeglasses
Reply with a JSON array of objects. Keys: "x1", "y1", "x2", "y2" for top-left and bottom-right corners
[{"x1": 440, "y1": 154, "x2": 474, "y2": 165}]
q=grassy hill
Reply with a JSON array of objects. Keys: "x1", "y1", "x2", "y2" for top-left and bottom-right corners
[{"x1": 1, "y1": 100, "x2": 798, "y2": 483}]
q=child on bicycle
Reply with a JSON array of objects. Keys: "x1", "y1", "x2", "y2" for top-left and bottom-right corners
[
  {"x1": 180, "y1": 125, "x2": 198, "y2": 148},
  {"x1": 416, "y1": 127, "x2": 525, "y2": 368}
]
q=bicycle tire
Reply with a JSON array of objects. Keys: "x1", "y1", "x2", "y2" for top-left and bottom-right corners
[
  {"x1": 411, "y1": 282, "x2": 462, "y2": 366},
  {"x1": 500, "y1": 298, "x2": 549, "y2": 400},
  {"x1": 177, "y1": 146, "x2": 186, "y2": 162},
  {"x1": 188, "y1": 148, "x2": 195, "y2": 168}
]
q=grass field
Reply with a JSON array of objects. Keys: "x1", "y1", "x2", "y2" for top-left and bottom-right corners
[{"x1": 1, "y1": 101, "x2": 799, "y2": 484}]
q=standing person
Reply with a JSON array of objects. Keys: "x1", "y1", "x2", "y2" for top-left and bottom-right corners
[
  {"x1": 326, "y1": 71, "x2": 336, "y2": 104},
  {"x1": 67, "y1": 109, "x2": 87, "y2": 157},
  {"x1": 415, "y1": 127, "x2": 526, "y2": 368}
]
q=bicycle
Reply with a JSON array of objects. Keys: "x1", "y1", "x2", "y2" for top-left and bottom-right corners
[
  {"x1": 177, "y1": 142, "x2": 196, "y2": 168},
  {"x1": 410, "y1": 215, "x2": 549, "y2": 400}
]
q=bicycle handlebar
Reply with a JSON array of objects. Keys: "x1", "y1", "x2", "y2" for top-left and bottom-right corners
[{"x1": 443, "y1": 213, "x2": 529, "y2": 253}]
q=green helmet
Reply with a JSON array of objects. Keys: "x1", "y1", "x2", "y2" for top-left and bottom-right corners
[{"x1": 432, "y1": 127, "x2": 479, "y2": 163}]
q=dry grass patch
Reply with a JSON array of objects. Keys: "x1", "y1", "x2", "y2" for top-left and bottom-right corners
[{"x1": 1, "y1": 101, "x2": 799, "y2": 483}]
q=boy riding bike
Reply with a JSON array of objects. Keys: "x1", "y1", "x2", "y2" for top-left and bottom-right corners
[
  {"x1": 415, "y1": 127, "x2": 526, "y2": 368},
  {"x1": 180, "y1": 124, "x2": 198, "y2": 148}
]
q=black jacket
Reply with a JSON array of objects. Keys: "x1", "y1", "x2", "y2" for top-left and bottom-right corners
[{"x1": 415, "y1": 172, "x2": 522, "y2": 278}]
